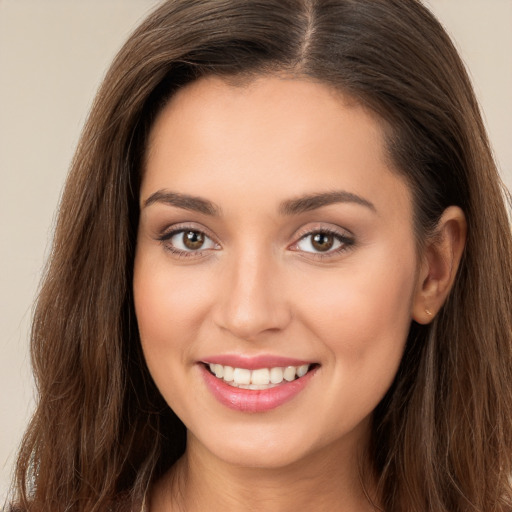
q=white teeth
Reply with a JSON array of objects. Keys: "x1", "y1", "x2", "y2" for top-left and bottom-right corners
[
  {"x1": 213, "y1": 364, "x2": 223, "y2": 378},
  {"x1": 297, "y1": 364, "x2": 309, "y2": 377},
  {"x1": 251, "y1": 368, "x2": 270, "y2": 385},
  {"x1": 207, "y1": 363, "x2": 311, "y2": 388},
  {"x1": 283, "y1": 366, "x2": 296, "y2": 382},
  {"x1": 233, "y1": 368, "x2": 251, "y2": 385},
  {"x1": 269, "y1": 367, "x2": 284, "y2": 384},
  {"x1": 223, "y1": 365, "x2": 234, "y2": 382}
]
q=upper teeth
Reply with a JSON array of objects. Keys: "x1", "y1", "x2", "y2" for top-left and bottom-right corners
[{"x1": 208, "y1": 363, "x2": 310, "y2": 389}]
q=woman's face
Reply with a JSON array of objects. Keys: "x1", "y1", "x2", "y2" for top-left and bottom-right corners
[{"x1": 134, "y1": 76, "x2": 422, "y2": 469}]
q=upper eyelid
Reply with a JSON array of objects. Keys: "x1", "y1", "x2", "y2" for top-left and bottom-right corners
[
  {"x1": 292, "y1": 223, "x2": 354, "y2": 240},
  {"x1": 291, "y1": 230, "x2": 354, "y2": 249},
  {"x1": 158, "y1": 222, "x2": 218, "y2": 241},
  {"x1": 158, "y1": 226, "x2": 219, "y2": 258},
  {"x1": 156, "y1": 222, "x2": 354, "y2": 247},
  {"x1": 289, "y1": 225, "x2": 356, "y2": 254}
]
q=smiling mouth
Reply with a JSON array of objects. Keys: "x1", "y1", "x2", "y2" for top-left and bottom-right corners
[{"x1": 205, "y1": 363, "x2": 318, "y2": 390}]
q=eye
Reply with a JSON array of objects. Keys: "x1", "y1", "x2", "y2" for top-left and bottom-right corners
[
  {"x1": 293, "y1": 229, "x2": 354, "y2": 255},
  {"x1": 161, "y1": 228, "x2": 219, "y2": 253}
]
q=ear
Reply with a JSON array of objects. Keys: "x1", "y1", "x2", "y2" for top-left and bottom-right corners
[{"x1": 412, "y1": 206, "x2": 467, "y2": 324}]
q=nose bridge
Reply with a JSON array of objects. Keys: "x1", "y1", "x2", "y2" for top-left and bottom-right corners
[{"x1": 215, "y1": 241, "x2": 290, "y2": 339}]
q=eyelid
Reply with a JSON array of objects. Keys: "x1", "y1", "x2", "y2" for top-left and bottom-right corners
[
  {"x1": 292, "y1": 223, "x2": 354, "y2": 241},
  {"x1": 158, "y1": 222, "x2": 218, "y2": 242},
  {"x1": 157, "y1": 222, "x2": 221, "y2": 258},
  {"x1": 155, "y1": 221, "x2": 354, "y2": 259},
  {"x1": 288, "y1": 224, "x2": 355, "y2": 257}
]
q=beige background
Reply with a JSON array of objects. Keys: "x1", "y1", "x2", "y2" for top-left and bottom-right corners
[{"x1": 1, "y1": 0, "x2": 511, "y2": 502}]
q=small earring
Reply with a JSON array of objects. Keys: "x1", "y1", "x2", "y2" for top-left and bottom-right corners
[{"x1": 425, "y1": 309, "x2": 433, "y2": 316}]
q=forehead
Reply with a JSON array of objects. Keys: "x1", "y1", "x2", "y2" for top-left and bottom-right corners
[
  {"x1": 146, "y1": 75, "x2": 384, "y2": 167},
  {"x1": 142, "y1": 75, "x2": 411, "y2": 222}
]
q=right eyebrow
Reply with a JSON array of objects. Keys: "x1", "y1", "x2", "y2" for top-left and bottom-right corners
[
  {"x1": 142, "y1": 190, "x2": 221, "y2": 216},
  {"x1": 279, "y1": 190, "x2": 376, "y2": 216}
]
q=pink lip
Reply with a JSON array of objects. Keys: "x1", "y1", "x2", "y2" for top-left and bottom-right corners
[
  {"x1": 202, "y1": 354, "x2": 312, "y2": 370},
  {"x1": 199, "y1": 363, "x2": 318, "y2": 413}
]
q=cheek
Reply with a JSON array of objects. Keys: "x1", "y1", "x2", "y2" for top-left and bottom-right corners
[
  {"x1": 133, "y1": 254, "x2": 213, "y2": 371},
  {"x1": 135, "y1": 246, "x2": 214, "y2": 322},
  {"x1": 296, "y1": 254, "x2": 417, "y2": 433},
  {"x1": 133, "y1": 256, "x2": 218, "y2": 425},
  {"x1": 297, "y1": 249, "x2": 417, "y2": 367}
]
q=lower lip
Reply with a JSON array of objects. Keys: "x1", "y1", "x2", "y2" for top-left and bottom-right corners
[{"x1": 199, "y1": 364, "x2": 318, "y2": 413}]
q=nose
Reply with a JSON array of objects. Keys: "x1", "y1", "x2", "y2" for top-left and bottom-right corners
[{"x1": 213, "y1": 247, "x2": 292, "y2": 341}]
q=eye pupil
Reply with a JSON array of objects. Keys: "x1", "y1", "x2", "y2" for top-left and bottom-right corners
[
  {"x1": 183, "y1": 231, "x2": 204, "y2": 250},
  {"x1": 312, "y1": 232, "x2": 334, "y2": 252}
]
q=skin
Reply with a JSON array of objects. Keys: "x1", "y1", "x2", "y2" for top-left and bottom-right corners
[{"x1": 133, "y1": 75, "x2": 466, "y2": 511}]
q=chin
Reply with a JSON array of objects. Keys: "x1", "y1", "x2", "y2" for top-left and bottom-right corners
[
  {"x1": 210, "y1": 441, "x2": 310, "y2": 469},
  {"x1": 189, "y1": 418, "x2": 359, "y2": 471}
]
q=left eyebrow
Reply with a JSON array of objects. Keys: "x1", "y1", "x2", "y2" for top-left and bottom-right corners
[
  {"x1": 279, "y1": 191, "x2": 376, "y2": 215},
  {"x1": 142, "y1": 190, "x2": 221, "y2": 216}
]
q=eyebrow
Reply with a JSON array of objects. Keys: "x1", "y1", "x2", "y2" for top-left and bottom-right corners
[
  {"x1": 143, "y1": 190, "x2": 221, "y2": 216},
  {"x1": 142, "y1": 189, "x2": 376, "y2": 216},
  {"x1": 279, "y1": 191, "x2": 376, "y2": 215}
]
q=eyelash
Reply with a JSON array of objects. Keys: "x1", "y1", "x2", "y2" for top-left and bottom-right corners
[
  {"x1": 157, "y1": 225, "x2": 355, "y2": 260},
  {"x1": 290, "y1": 227, "x2": 355, "y2": 260},
  {"x1": 158, "y1": 225, "x2": 219, "y2": 259}
]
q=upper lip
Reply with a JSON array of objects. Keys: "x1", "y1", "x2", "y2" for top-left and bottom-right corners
[{"x1": 200, "y1": 354, "x2": 315, "y2": 370}]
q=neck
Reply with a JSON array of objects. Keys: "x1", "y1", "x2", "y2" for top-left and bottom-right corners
[{"x1": 150, "y1": 428, "x2": 379, "y2": 512}]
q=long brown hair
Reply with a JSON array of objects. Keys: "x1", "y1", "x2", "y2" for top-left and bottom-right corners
[{"x1": 10, "y1": 0, "x2": 512, "y2": 510}]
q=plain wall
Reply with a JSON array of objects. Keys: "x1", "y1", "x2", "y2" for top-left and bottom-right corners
[{"x1": 1, "y1": 0, "x2": 511, "y2": 502}]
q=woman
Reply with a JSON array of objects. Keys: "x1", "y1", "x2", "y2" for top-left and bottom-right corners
[{"x1": 9, "y1": 0, "x2": 512, "y2": 511}]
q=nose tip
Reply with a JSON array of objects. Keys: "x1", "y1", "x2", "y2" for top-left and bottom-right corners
[
  {"x1": 213, "y1": 258, "x2": 291, "y2": 341},
  {"x1": 220, "y1": 295, "x2": 287, "y2": 340}
]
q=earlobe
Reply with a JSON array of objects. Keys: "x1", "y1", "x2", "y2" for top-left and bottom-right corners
[{"x1": 412, "y1": 206, "x2": 467, "y2": 325}]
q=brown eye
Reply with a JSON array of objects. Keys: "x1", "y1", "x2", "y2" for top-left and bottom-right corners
[
  {"x1": 294, "y1": 229, "x2": 352, "y2": 256},
  {"x1": 311, "y1": 232, "x2": 335, "y2": 252},
  {"x1": 183, "y1": 231, "x2": 205, "y2": 250},
  {"x1": 166, "y1": 229, "x2": 218, "y2": 253}
]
